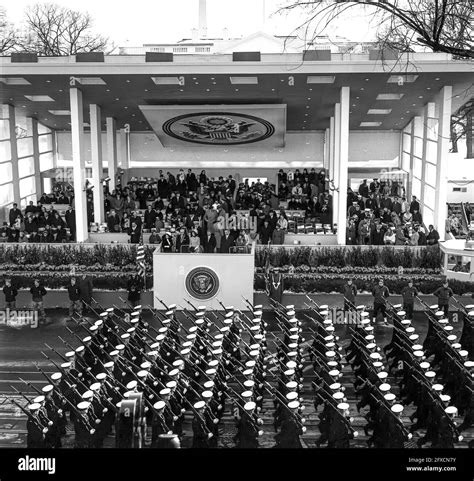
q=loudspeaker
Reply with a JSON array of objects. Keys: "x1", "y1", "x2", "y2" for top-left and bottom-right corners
[
  {"x1": 303, "y1": 50, "x2": 331, "y2": 61},
  {"x1": 146, "y1": 52, "x2": 174, "y2": 62},
  {"x1": 11, "y1": 53, "x2": 38, "y2": 63},
  {"x1": 232, "y1": 51, "x2": 261, "y2": 62},
  {"x1": 76, "y1": 52, "x2": 105, "y2": 62}
]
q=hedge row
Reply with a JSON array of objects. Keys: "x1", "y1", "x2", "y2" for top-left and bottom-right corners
[{"x1": 254, "y1": 246, "x2": 443, "y2": 270}]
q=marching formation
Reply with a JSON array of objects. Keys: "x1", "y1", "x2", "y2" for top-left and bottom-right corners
[{"x1": 8, "y1": 294, "x2": 473, "y2": 449}]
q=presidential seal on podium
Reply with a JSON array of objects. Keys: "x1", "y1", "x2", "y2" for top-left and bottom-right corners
[{"x1": 185, "y1": 266, "x2": 220, "y2": 300}]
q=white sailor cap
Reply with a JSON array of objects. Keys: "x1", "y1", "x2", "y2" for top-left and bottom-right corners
[
  {"x1": 106, "y1": 307, "x2": 114, "y2": 313},
  {"x1": 75, "y1": 345, "x2": 85, "y2": 353},
  {"x1": 409, "y1": 334, "x2": 419, "y2": 341},
  {"x1": 172, "y1": 359, "x2": 184, "y2": 368},
  {"x1": 188, "y1": 326, "x2": 198, "y2": 333},
  {"x1": 452, "y1": 343, "x2": 462, "y2": 350},
  {"x1": 138, "y1": 370, "x2": 149, "y2": 379},
  {"x1": 435, "y1": 311, "x2": 444, "y2": 317},
  {"x1": 285, "y1": 305, "x2": 295, "y2": 310},
  {"x1": 241, "y1": 391, "x2": 253, "y2": 399},
  {"x1": 82, "y1": 391, "x2": 93, "y2": 400},
  {"x1": 319, "y1": 305, "x2": 329, "y2": 310},
  {"x1": 360, "y1": 312, "x2": 370, "y2": 318},
  {"x1": 288, "y1": 343, "x2": 298, "y2": 350},
  {"x1": 29, "y1": 403, "x2": 41, "y2": 412},
  {"x1": 245, "y1": 360, "x2": 256, "y2": 368},
  {"x1": 366, "y1": 343, "x2": 376, "y2": 350},
  {"x1": 104, "y1": 361, "x2": 115, "y2": 368},
  {"x1": 329, "y1": 369, "x2": 340, "y2": 377},
  {"x1": 224, "y1": 312, "x2": 234, "y2": 320},
  {"x1": 160, "y1": 388, "x2": 171, "y2": 396},
  {"x1": 154, "y1": 401, "x2": 166, "y2": 410},
  {"x1": 459, "y1": 350, "x2": 469, "y2": 357},
  {"x1": 329, "y1": 383, "x2": 341, "y2": 391},
  {"x1": 209, "y1": 360, "x2": 219, "y2": 368},
  {"x1": 401, "y1": 319, "x2": 411, "y2": 326},
  {"x1": 205, "y1": 369, "x2": 217, "y2": 376},
  {"x1": 94, "y1": 320, "x2": 104, "y2": 327},
  {"x1": 325, "y1": 326, "x2": 335, "y2": 332},
  {"x1": 413, "y1": 350, "x2": 424, "y2": 358},
  {"x1": 440, "y1": 394, "x2": 451, "y2": 403},
  {"x1": 286, "y1": 361, "x2": 297, "y2": 369},
  {"x1": 405, "y1": 327, "x2": 415, "y2": 333},
  {"x1": 167, "y1": 304, "x2": 176, "y2": 310},
  {"x1": 320, "y1": 310, "x2": 329, "y2": 317},
  {"x1": 195, "y1": 313, "x2": 205, "y2": 319},
  {"x1": 445, "y1": 406, "x2": 457, "y2": 415},
  {"x1": 141, "y1": 361, "x2": 152, "y2": 370},
  {"x1": 99, "y1": 312, "x2": 108, "y2": 318},
  {"x1": 468, "y1": 310, "x2": 474, "y2": 317},
  {"x1": 244, "y1": 380, "x2": 255, "y2": 389},
  {"x1": 377, "y1": 372, "x2": 388, "y2": 380},
  {"x1": 447, "y1": 335, "x2": 457, "y2": 342},
  {"x1": 89, "y1": 325, "x2": 98, "y2": 332},
  {"x1": 373, "y1": 361, "x2": 384, "y2": 368},
  {"x1": 253, "y1": 310, "x2": 263, "y2": 317},
  {"x1": 438, "y1": 319, "x2": 448, "y2": 325},
  {"x1": 429, "y1": 304, "x2": 439, "y2": 310},
  {"x1": 126, "y1": 380, "x2": 138, "y2": 390},
  {"x1": 248, "y1": 350, "x2": 259, "y2": 357},
  {"x1": 243, "y1": 369, "x2": 254, "y2": 377},
  {"x1": 42, "y1": 385, "x2": 53, "y2": 394},
  {"x1": 391, "y1": 404, "x2": 404, "y2": 414},
  {"x1": 162, "y1": 319, "x2": 171, "y2": 325},
  {"x1": 168, "y1": 369, "x2": 180, "y2": 377},
  {"x1": 333, "y1": 392, "x2": 345, "y2": 401},
  {"x1": 126, "y1": 327, "x2": 136, "y2": 334},
  {"x1": 204, "y1": 381, "x2": 215, "y2": 390},
  {"x1": 327, "y1": 361, "x2": 339, "y2": 368},
  {"x1": 96, "y1": 373, "x2": 107, "y2": 381},
  {"x1": 61, "y1": 361, "x2": 72, "y2": 369},
  {"x1": 180, "y1": 348, "x2": 191, "y2": 356},
  {"x1": 194, "y1": 401, "x2": 205, "y2": 410},
  {"x1": 90, "y1": 382, "x2": 101, "y2": 391},
  {"x1": 412, "y1": 344, "x2": 423, "y2": 351},
  {"x1": 65, "y1": 351, "x2": 75, "y2": 358},
  {"x1": 425, "y1": 371, "x2": 436, "y2": 379},
  {"x1": 166, "y1": 380, "x2": 177, "y2": 389},
  {"x1": 364, "y1": 326, "x2": 374, "y2": 332},
  {"x1": 287, "y1": 317, "x2": 298, "y2": 324},
  {"x1": 325, "y1": 351, "x2": 336, "y2": 358},
  {"x1": 419, "y1": 362, "x2": 431, "y2": 370},
  {"x1": 285, "y1": 381, "x2": 298, "y2": 390},
  {"x1": 121, "y1": 333, "x2": 130, "y2": 340},
  {"x1": 289, "y1": 335, "x2": 299, "y2": 341},
  {"x1": 244, "y1": 401, "x2": 256, "y2": 411},
  {"x1": 369, "y1": 353, "x2": 381, "y2": 360},
  {"x1": 379, "y1": 383, "x2": 391, "y2": 392},
  {"x1": 432, "y1": 384, "x2": 444, "y2": 392},
  {"x1": 286, "y1": 391, "x2": 298, "y2": 401},
  {"x1": 337, "y1": 402, "x2": 349, "y2": 411},
  {"x1": 384, "y1": 393, "x2": 396, "y2": 402},
  {"x1": 464, "y1": 361, "x2": 474, "y2": 368},
  {"x1": 77, "y1": 401, "x2": 91, "y2": 411},
  {"x1": 396, "y1": 311, "x2": 406, "y2": 317},
  {"x1": 51, "y1": 372, "x2": 62, "y2": 381},
  {"x1": 323, "y1": 319, "x2": 333, "y2": 326},
  {"x1": 115, "y1": 344, "x2": 125, "y2": 351},
  {"x1": 197, "y1": 305, "x2": 207, "y2": 311},
  {"x1": 158, "y1": 327, "x2": 168, "y2": 334},
  {"x1": 360, "y1": 319, "x2": 370, "y2": 326},
  {"x1": 165, "y1": 310, "x2": 173, "y2": 317},
  {"x1": 365, "y1": 335, "x2": 375, "y2": 341},
  {"x1": 443, "y1": 325, "x2": 454, "y2": 331},
  {"x1": 286, "y1": 310, "x2": 295, "y2": 317}
]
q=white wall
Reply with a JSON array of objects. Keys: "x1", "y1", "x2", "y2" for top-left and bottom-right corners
[{"x1": 153, "y1": 250, "x2": 254, "y2": 310}]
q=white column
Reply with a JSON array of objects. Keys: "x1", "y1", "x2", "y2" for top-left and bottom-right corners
[
  {"x1": 69, "y1": 86, "x2": 88, "y2": 242},
  {"x1": 106, "y1": 117, "x2": 118, "y2": 192},
  {"x1": 434, "y1": 85, "x2": 452, "y2": 238},
  {"x1": 419, "y1": 103, "x2": 435, "y2": 213},
  {"x1": 337, "y1": 86, "x2": 350, "y2": 245},
  {"x1": 323, "y1": 128, "x2": 330, "y2": 171},
  {"x1": 333, "y1": 104, "x2": 341, "y2": 228},
  {"x1": 90, "y1": 104, "x2": 104, "y2": 223},
  {"x1": 412, "y1": 116, "x2": 423, "y2": 204},
  {"x1": 329, "y1": 116, "x2": 335, "y2": 181},
  {"x1": 6, "y1": 105, "x2": 21, "y2": 205},
  {"x1": 28, "y1": 118, "x2": 42, "y2": 202}
]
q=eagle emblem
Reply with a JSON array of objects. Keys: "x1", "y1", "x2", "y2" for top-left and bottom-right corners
[
  {"x1": 185, "y1": 267, "x2": 220, "y2": 300},
  {"x1": 163, "y1": 112, "x2": 275, "y2": 145}
]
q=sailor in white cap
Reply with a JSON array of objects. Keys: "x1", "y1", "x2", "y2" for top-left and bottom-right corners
[
  {"x1": 234, "y1": 401, "x2": 264, "y2": 448},
  {"x1": 73, "y1": 401, "x2": 96, "y2": 448},
  {"x1": 25, "y1": 402, "x2": 50, "y2": 448}
]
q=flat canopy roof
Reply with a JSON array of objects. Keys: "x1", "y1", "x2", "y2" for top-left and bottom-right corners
[{"x1": 0, "y1": 52, "x2": 472, "y2": 133}]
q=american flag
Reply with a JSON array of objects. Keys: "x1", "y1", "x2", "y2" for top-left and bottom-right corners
[{"x1": 136, "y1": 243, "x2": 146, "y2": 287}]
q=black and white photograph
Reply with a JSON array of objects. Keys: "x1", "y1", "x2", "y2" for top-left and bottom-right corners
[{"x1": 0, "y1": 0, "x2": 473, "y2": 477}]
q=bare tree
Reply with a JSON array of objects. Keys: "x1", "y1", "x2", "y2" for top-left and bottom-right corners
[
  {"x1": 451, "y1": 100, "x2": 474, "y2": 158},
  {"x1": 0, "y1": 7, "x2": 20, "y2": 53},
  {"x1": 278, "y1": 0, "x2": 473, "y2": 59},
  {"x1": 18, "y1": 2, "x2": 112, "y2": 55}
]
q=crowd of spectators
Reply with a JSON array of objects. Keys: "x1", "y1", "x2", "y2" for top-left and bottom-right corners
[{"x1": 345, "y1": 178, "x2": 441, "y2": 246}]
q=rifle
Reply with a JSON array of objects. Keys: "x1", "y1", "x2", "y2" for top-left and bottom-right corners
[{"x1": 155, "y1": 296, "x2": 169, "y2": 310}]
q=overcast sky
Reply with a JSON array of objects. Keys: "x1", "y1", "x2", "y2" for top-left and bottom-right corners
[{"x1": 1, "y1": 0, "x2": 379, "y2": 46}]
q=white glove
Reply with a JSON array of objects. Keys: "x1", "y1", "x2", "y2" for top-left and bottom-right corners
[
  {"x1": 349, "y1": 417, "x2": 354, "y2": 423},
  {"x1": 48, "y1": 421, "x2": 53, "y2": 426},
  {"x1": 300, "y1": 405, "x2": 305, "y2": 411},
  {"x1": 302, "y1": 426, "x2": 307, "y2": 433},
  {"x1": 208, "y1": 433, "x2": 213, "y2": 439},
  {"x1": 213, "y1": 418, "x2": 219, "y2": 424},
  {"x1": 258, "y1": 430, "x2": 264, "y2": 436},
  {"x1": 95, "y1": 419, "x2": 100, "y2": 425},
  {"x1": 181, "y1": 408, "x2": 185, "y2": 414},
  {"x1": 102, "y1": 408, "x2": 108, "y2": 414},
  {"x1": 458, "y1": 436, "x2": 464, "y2": 442},
  {"x1": 90, "y1": 429, "x2": 95, "y2": 435},
  {"x1": 42, "y1": 427, "x2": 48, "y2": 434},
  {"x1": 301, "y1": 418, "x2": 306, "y2": 424},
  {"x1": 353, "y1": 431, "x2": 359, "y2": 438},
  {"x1": 58, "y1": 409, "x2": 63, "y2": 415},
  {"x1": 173, "y1": 416, "x2": 178, "y2": 421},
  {"x1": 408, "y1": 433, "x2": 413, "y2": 440}
]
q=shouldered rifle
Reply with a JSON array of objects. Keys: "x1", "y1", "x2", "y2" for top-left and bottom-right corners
[
  {"x1": 155, "y1": 296, "x2": 169, "y2": 310},
  {"x1": 11, "y1": 399, "x2": 49, "y2": 432},
  {"x1": 44, "y1": 343, "x2": 67, "y2": 362}
]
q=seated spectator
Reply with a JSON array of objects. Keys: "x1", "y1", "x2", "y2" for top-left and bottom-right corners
[
  {"x1": 272, "y1": 225, "x2": 285, "y2": 245},
  {"x1": 107, "y1": 209, "x2": 121, "y2": 233},
  {"x1": 426, "y1": 224, "x2": 440, "y2": 245},
  {"x1": 383, "y1": 226, "x2": 396, "y2": 245},
  {"x1": 371, "y1": 223, "x2": 385, "y2": 245},
  {"x1": 189, "y1": 230, "x2": 202, "y2": 253},
  {"x1": 395, "y1": 225, "x2": 409, "y2": 245},
  {"x1": 149, "y1": 228, "x2": 161, "y2": 244}
]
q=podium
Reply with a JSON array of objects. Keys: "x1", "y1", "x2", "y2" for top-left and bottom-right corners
[{"x1": 153, "y1": 245, "x2": 255, "y2": 310}]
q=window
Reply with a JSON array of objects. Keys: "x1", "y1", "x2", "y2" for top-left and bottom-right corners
[
  {"x1": 37, "y1": 123, "x2": 51, "y2": 135},
  {"x1": 0, "y1": 140, "x2": 11, "y2": 162},
  {"x1": 0, "y1": 119, "x2": 9, "y2": 141},
  {"x1": 0, "y1": 162, "x2": 13, "y2": 184},
  {"x1": 0, "y1": 183, "x2": 13, "y2": 206},
  {"x1": 19, "y1": 176, "x2": 36, "y2": 196},
  {"x1": 173, "y1": 47, "x2": 188, "y2": 53},
  {"x1": 453, "y1": 187, "x2": 467, "y2": 192},
  {"x1": 17, "y1": 137, "x2": 33, "y2": 158},
  {"x1": 38, "y1": 133, "x2": 52, "y2": 153},
  {"x1": 151, "y1": 47, "x2": 165, "y2": 52},
  {"x1": 18, "y1": 156, "x2": 35, "y2": 178},
  {"x1": 39, "y1": 152, "x2": 54, "y2": 171},
  {"x1": 195, "y1": 47, "x2": 211, "y2": 53}
]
